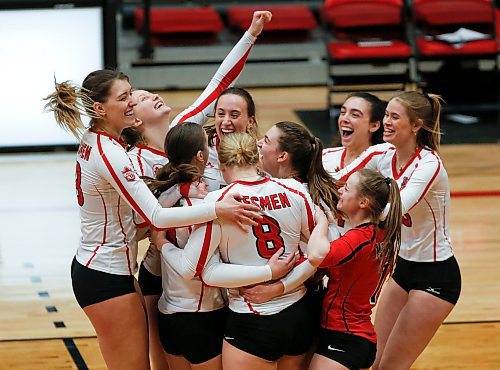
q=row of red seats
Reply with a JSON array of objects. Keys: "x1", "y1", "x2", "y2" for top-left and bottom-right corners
[
  {"x1": 325, "y1": 0, "x2": 499, "y2": 61},
  {"x1": 134, "y1": 5, "x2": 318, "y2": 37},
  {"x1": 323, "y1": 0, "x2": 500, "y2": 123}
]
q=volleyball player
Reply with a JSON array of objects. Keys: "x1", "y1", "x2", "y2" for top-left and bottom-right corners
[
  {"x1": 43, "y1": 71, "x2": 261, "y2": 370},
  {"x1": 371, "y1": 91, "x2": 462, "y2": 369},
  {"x1": 307, "y1": 169, "x2": 402, "y2": 370}
]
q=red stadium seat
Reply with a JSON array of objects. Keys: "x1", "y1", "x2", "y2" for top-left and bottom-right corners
[
  {"x1": 226, "y1": 5, "x2": 318, "y2": 32},
  {"x1": 411, "y1": 0, "x2": 500, "y2": 114},
  {"x1": 134, "y1": 7, "x2": 224, "y2": 35},
  {"x1": 412, "y1": 0, "x2": 498, "y2": 57},
  {"x1": 320, "y1": 0, "x2": 414, "y2": 126}
]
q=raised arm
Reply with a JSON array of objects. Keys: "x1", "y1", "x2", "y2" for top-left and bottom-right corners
[{"x1": 170, "y1": 11, "x2": 272, "y2": 127}]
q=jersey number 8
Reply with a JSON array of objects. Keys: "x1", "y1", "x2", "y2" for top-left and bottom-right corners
[
  {"x1": 75, "y1": 162, "x2": 84, "y2": 206},
  {"x1": 252, "y1": 215, "x2": 285, "y2": 259}
]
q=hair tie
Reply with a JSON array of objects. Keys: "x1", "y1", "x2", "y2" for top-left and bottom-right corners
[{"x1": 385, "y1": 177, "x2": 391, "y2": 186}]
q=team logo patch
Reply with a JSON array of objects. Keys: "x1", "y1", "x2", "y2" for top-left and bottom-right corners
[
  {"x1": 122, "y1": 166, "x2": 137, "y2": 182},
  {"x1": 401, "y1": 176, "x2": 409, "y2": 188},
  {"x1": 153, "y1": 164, "x2": 163, "y2": 177}
]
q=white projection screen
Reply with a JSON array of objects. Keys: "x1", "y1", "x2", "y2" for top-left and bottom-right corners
[{"x1": 0, "y1": 6, "x2": 104, "y2": 150}]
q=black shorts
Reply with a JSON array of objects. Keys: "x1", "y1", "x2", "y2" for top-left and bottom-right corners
[
  {"x1": 305, "y1": 274, "x2": 327, "y2": 334},
  {"x1": 71, "y1": 257, "x2": 136, "y2": 308},
  {"x1": 137, "y1": 262, "x2": 162, "y2": 296},
  {"x1": 224, "y1": 296, "x2": 315, "y2": 361},
  {"x1": 316, "y1": 329, "x2": 376, "y2": 370},
  {"x1": 392, "y1": 255, "x2": 461, "y2": 304},
  {"x1": 158, "y1": 307, "x2": 228, "y2": 364}
]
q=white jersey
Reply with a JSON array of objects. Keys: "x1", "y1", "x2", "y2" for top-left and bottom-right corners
[
  {"x1": 204, "y1": 143, "x2": 227, "y2": 192},
  {"x1": 328, "y1": 143, "x2": 393, "y2": 182},
  {"x1": 376, "y1": 147, "x2": 453, "y2": 262},
  {"x1": 158, "y1": 197, "x2": 226, "y2": 314},
  {"x1": 128, "y1": 145, "x2": 169, "y2": 276},
  {"x1": 322, "y1": 146, "x2": 347, "y2": 174},
  {"x1": 74, "y1": 130, "x2": 216, "y2": 275},
  {"x1": 163, "y1": 177, "x2": 316, "y2": 315}
]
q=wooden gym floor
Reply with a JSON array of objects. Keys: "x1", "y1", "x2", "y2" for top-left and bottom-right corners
[{"x1": 0, "y1": 86, "x2": 499, "y2": 369}]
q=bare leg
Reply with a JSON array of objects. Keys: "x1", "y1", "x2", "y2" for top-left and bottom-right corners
[
  {"x1": 222, "y1": 340, "x2": 276, "y2": 370},
  {"x1": 144, "y1": 294, "x2": 169, "y2": 370},
  {"x1": 377, "y1": 290, "x2": 455, "y2": 370},
  {"x1": 83, "y1": 292, "x2": 150, "y2": 370},
  {"x1": 277, "y1": 354, "x2": 307, "y2": 370},
  {"x1": 308, "y1": 354, "x2": 349, "y2": 370},
  {"x1": 372, "y1": 278, "x2": 408, "y2": 370},
  {"x1": 165, "y1": 353, "x2": 191, "y2": 370},
  {"x1": 191, "y1": 354, "x2": 223, "y2": 370}
]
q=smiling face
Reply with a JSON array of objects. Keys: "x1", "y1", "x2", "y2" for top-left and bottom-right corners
[
  {"x1": 96, "y1": 79, "x2": 137, "y2": 132},
  {"x1": 132, "y1": 89, "x2": 171, "y2": 126},
  {"x1": 257, "y1": 125, "x2": 283, "y2": 177},
  {"x1": 215, "y1": 94, "x2": 255, "y2": 139},
  {"x1": 337, "y1": 172, "x2": 363, "y2": 217},
  {"x1": 383, "y1": 98, "x2": 420, "y2": 148},
  {"x1": 338, "y1": 96, "x2": 380, "y2": 150}
]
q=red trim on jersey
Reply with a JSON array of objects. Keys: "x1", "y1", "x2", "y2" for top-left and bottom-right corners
[
  {"x1": 137, "y1": 148, "x2": 145, "y2": 176},
  {"x1": 415, "y1": 150, "x2": 441, "y2": 206},
  {"x1": 338, "y1": 150, "x2": 387, "y2": 182},
  {"x1": 135, "y1": 221, "x2": 149, "y2": 228},
  {"x1": 175, "y1": 47, "x2": 253, "y2": 124},
  {"x1": 90, "y1": 128, "x2": 127, "y2": 148},
  {"x1": 340, "y1": 148, "x2": 347, "y2": 169},
  {"x1": 196, "y1": 281, "x2": 205, "y2": 313},
  {"x1": 195, "y1": 221, "x2": 214, "y2": 277},
  {"x1": 135, "y1": 144, "x2": 168, "y2": 158},
  {"x1": 97, "y1": 134, "x2": 159, "y2": 230},
  {"x1": 268, "y1": 178, "x2": 315, "y2": 233},
  {"x1": 179, "y1": 182, "x2": 191, "y2": 198},
  {"x1": 116, "y1": 197, "x2": 133, "y2": 275},
  {"x1": 185, "y1": 197, "x2": 193, "y2": 234},
  {"x1": 234, "y1": 177, "x2": 269, "y2": 186},
  {"x1": 442, "y1": 193, "x2": 448, "y2": 242},
  {"x1": 322, "y1": 147, "x2": 344, "y2": 156},
  {"x1": 244, "y1": 297, "x2": 261, "y2": 315},
  {"x1": 391, "y1": 147, "x2": 424, "y2": 180},
  {"x1": 86, "y1": 188, "x2": 108, "y2": 267},
  {"x1": 424, "y1": 198, "x2": 438, "y2": 261},
  {"x1": 216, "y1": 182, "x2": 238, "y2": 201}
]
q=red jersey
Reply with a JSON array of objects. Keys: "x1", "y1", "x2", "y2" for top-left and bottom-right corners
[{"x1": 319, "y1": 223, "x2": 387, "y2": 343}]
